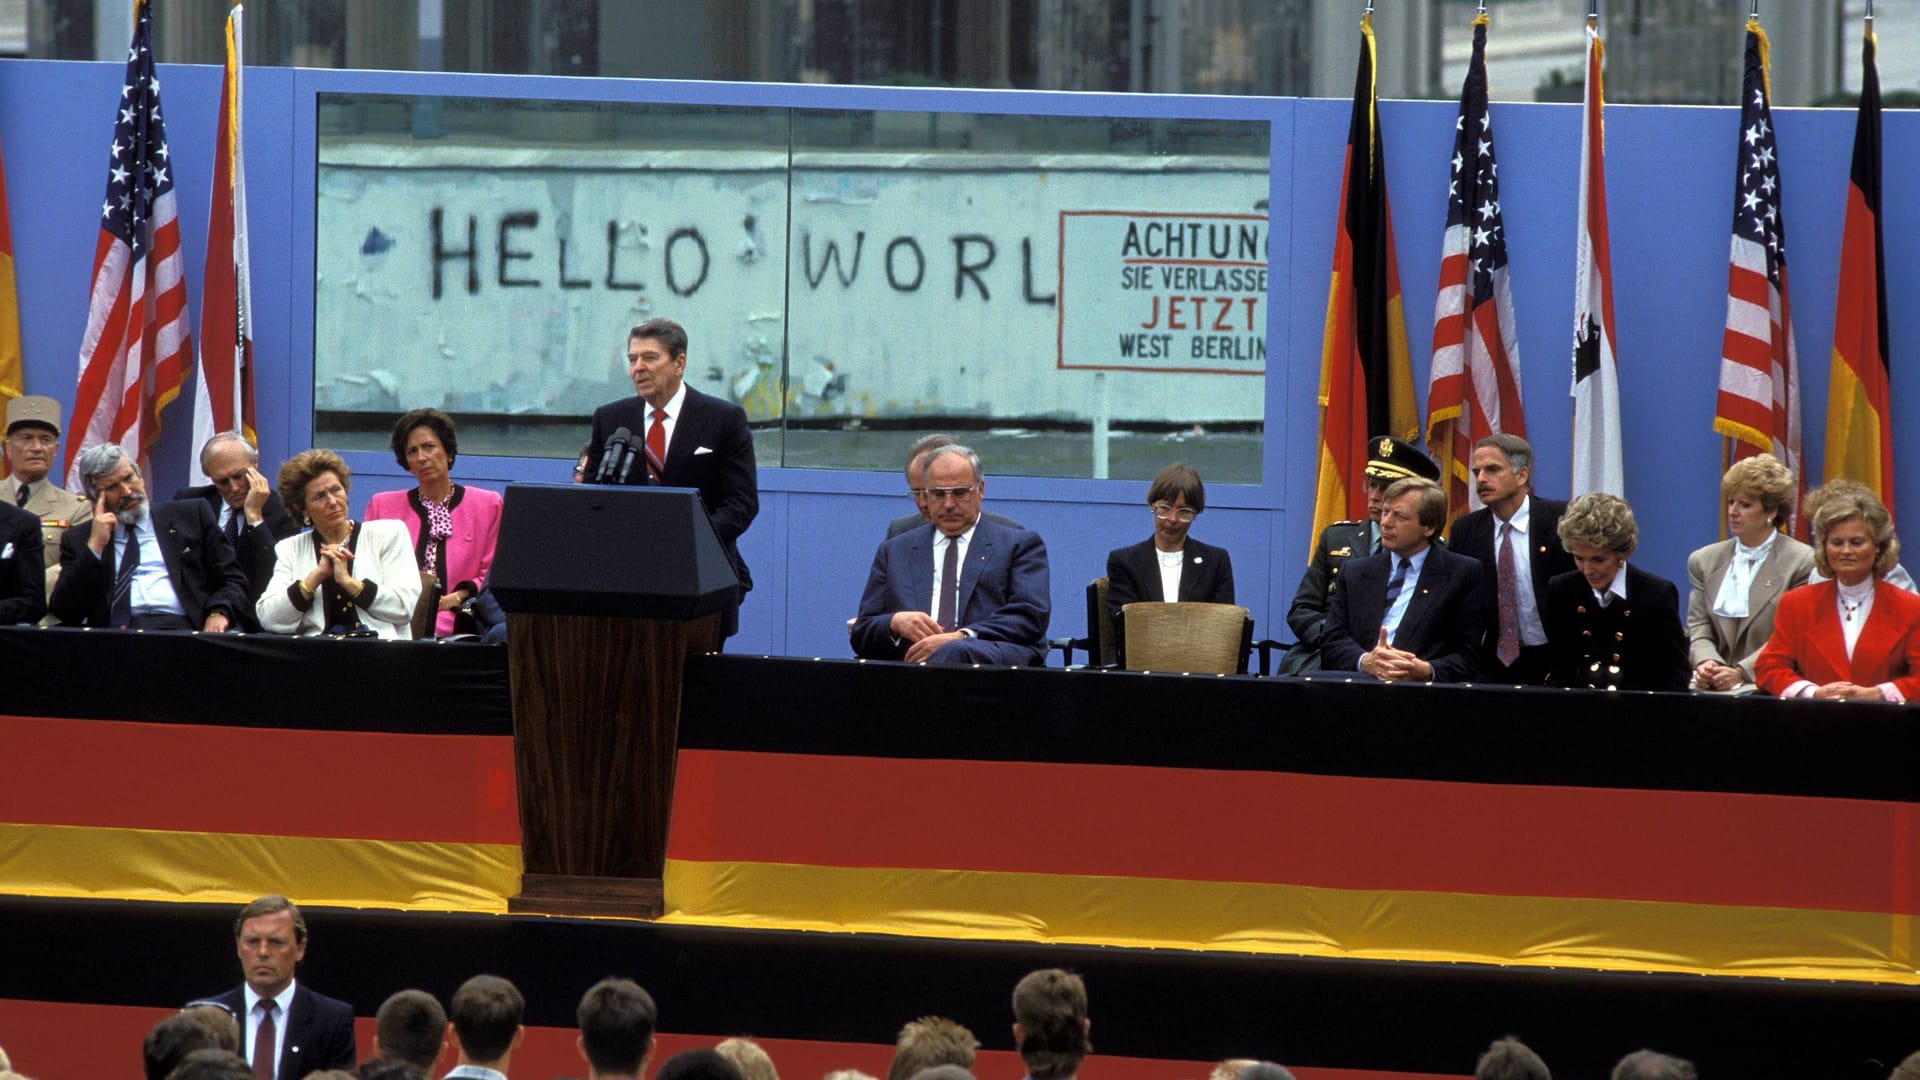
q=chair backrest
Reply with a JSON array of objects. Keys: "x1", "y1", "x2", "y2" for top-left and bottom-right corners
[
  {"x1": 1121, "y1": 601, "x2": 1252, "y2": 674},
  {"x1": 1087, "y1": 576, "x2": 1116, "y2": 667}
]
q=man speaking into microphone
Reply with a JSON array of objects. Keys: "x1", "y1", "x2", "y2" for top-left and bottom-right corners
[{"x1": 584, "y1": 318, "x2": 759, "y2": 639}]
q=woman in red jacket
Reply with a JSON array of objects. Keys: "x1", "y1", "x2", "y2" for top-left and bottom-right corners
[{"x1": 1755, "y1": 481, "x2": 1920, "y2": 701}]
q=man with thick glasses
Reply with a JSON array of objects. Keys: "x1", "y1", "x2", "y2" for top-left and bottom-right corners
[{"x1": 852, "y1": 444, "x2": 1049, "y2": 665}]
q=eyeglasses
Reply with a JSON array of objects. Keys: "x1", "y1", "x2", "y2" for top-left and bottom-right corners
[
  {"x1": 926, "y1": 485, "x2": 978, "y2": 502},
  {"x1": 1151, "y1": 502, "x2": 1197, "y2": 523}
]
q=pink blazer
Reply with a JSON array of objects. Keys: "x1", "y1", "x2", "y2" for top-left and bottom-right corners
[
  {"x1": 364, "y1": 484, "x2": 503, "y2": 637},
  {"x1": 1754, "y1": 579, "x2": 1920, "y2": 699}
]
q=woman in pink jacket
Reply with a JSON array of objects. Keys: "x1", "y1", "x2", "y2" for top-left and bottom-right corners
[{"x1": 365, "y1": 408, "x2": 503, "y2": 638}]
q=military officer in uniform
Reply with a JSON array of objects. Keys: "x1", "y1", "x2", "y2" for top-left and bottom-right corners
[
  {"x1": 0, "y1": 395, "x2": 92, "y2": 616},
  {"x1": 1279, "y1": 435, "x2": 1441, "y2": 674}
]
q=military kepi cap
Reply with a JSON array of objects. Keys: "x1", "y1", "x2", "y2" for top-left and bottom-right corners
[
  {"x1": 1363, "y1": 434, "x2": 1440, "y2": 483},
  {"x1": 5, "y1": 395, "x2": 60, "y2": 437}
]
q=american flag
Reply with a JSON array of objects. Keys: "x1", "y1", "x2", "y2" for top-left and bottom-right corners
[
  {"x1": 1712, "y1": 19, "x2": 1802, "y2": 531},
  {"x1": 1426, "y1": 12, "x2": 1524, "y2": 522},
  {"x1": 62, "y1": 0, "x2": 192, "y2": 490}
]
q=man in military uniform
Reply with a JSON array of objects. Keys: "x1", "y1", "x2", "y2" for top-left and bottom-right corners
[
  {"x1": 1279, "y1": 435, "x2": 1440, "y2": 674},
  {"x1": 0, "y1": 395, "x2": 91, "y2": 614}
]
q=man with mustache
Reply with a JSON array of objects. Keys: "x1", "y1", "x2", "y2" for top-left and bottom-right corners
[
  {"x1": 48, "y1": 442, "x2": 248, "y2": 631},
  {"x1": 1446, "y1": 433, "x2": 1574, "y2": 685}
]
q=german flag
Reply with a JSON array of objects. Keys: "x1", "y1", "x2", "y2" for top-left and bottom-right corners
[
  {"x1": 1312, "y1": 12, "x2": 1416, "y2": 551},
  {"x1": 1825, "y1": 21, "x2": 1894, "y2": 512},
  {"x1": 0, "y1": 133, "x2": 22, "y2": 476}
]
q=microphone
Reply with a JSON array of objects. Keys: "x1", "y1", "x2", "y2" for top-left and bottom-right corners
[
  {"x1": 614, "y1": 437, "x2": 642, "y2": 484},
  {"x1": 593, "y1": 427, "x2": 631, "y2": 484}
]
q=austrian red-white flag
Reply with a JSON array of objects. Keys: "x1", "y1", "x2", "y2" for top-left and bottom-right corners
[
  {"x1": 1570, "y1": 18, "x2": 1623, "y2": 498},
  {"x1": 191, "y1": 2, "x2": 255, "y2": 481},
  {"x1": 63, "y1": 0, "x2": 192, "y2": 488},
  {"x1": 1427, "y1": 11, "x2": 1525, "y2": 523}
]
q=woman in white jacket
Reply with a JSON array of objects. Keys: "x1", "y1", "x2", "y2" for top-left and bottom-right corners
[{"x1": 257, "y1": 449, "x2": 420, "y2": 639}]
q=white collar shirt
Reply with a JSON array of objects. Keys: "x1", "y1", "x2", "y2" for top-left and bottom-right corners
[{"x1": 243, "y1": 978, "x2": 296, "y2": 1080}]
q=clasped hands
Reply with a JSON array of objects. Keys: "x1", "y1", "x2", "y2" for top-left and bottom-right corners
[
  {"x1": 1359, "y1": 628, "x2": 1431, "y2": 682},
  {"x1": 303, "y1": 542, "x2": 362, "y2": 599},
  {"x1": 889, "y1": 610, "x2": 963, "y2": 663}
]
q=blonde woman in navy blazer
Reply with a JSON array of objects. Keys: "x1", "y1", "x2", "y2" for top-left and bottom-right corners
[{"x1": 1105, "y1": 463, "x2": 1235, "y2": 650}]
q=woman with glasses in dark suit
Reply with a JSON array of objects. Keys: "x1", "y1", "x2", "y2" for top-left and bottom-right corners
[{"x1": 1105, "y1": 462, "x2": 1235, "y2": 634}]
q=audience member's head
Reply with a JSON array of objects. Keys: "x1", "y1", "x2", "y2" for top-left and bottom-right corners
[
  {"x1": 1235, "y1": 1064, "x2": 1296, "y2": 1080},
  {"x1": 656, "y1": 1048, "x2": 745, "y2": 1080},
  {"x1": 303, "y1": 1073, "x2": 358, "y2": 1080},
  {"x1": 144, "y1": 1014, "x2": 222, "y2": 1080},
  {"x1": 1209, "y1": 1059, "x2": 1258, "y2": 1080},
  {"x1": 163, "y1": 1049, "x2": 252, "y2": 1080},
  {"x1": 1610, "y1": 1050, "x2": 1697, "y2": 1080},
  {"x1": 1890, "y1": 1051, "x2": 1920, "y2": 1080},
  {"x1": 354, "y1": 1059, "x2": 429, "y2": 1080},
  {"x1": 1011, "y1": 968, "x2": 1091, "y2": 1080},
  {"x1": 179, "y1": 1002, "x2": 240, "y2": 1054},
  {"x1": 715, "y1": 1038, "x2": 779, "y2": 1080},
  {"x1": 0, "y1": 1042, "x2": 28, "y2": 1080},
  {"x1": 578, "y1": 977, "x2": 659, "y2": 1078},
  {"x1": 889, "y1": 1016, "x2": 979, "y2": 1080},
  {"x1": 1476, "y1": 1038, "x2": 1551, "y2": 1080},
  {"x1": 824, "y1": 1071, "x2": 879, "y2": 1080},
  {"x1": 374, "y1": 989, "x2": 447, "y2": 1074},
  {"x1": 450, "y1": 974, "x2": 526, "y2": 1068},
  {"x1": 906, "y1": 1067, "x2": 976, "y2": 1080}
]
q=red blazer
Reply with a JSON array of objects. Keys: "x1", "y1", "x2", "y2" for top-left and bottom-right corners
[{"x1": 1754, "y1": 579, "x2": 1920, "y2": 699}]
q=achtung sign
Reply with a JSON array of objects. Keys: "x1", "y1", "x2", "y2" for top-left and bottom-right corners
[{"x1": 1056, "y1": 210, "x2": 1268, "y2": 375}]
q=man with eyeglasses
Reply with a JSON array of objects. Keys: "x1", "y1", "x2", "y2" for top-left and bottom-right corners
[
  {"x1": 1279, "y1": 435, "x2": 1440, "y2": 674},
  {"x1": 887, "y1": 433, "x2": 1023, "y2": 539},
  {"x1": 852, "y1": 444, "x2": 1050, "y2": 665}
]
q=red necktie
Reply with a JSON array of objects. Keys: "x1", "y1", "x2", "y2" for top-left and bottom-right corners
[
  {"x1": 645, "y1": 409, "x2": 668, "y2": 484},
  {"x1": 252, "y1": 999, "x2": 278, "y2": 1080}
]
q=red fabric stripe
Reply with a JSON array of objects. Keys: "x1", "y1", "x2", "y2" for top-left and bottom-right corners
[
  {"x1": 668, "y1": 750, "x2": 1920, "y2": 915},
  {"x1": 0, "y1": 715, "x2": 520, "y2": 844},
  {"x1": 1724, "y1": 263, "x2": 1770, "y2": 306},
  {"x1": 1721, "y1": 331, "x2": 1774, "y2": 368}
]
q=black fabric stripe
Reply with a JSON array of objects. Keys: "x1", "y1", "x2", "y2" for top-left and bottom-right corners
[
  {"x1": 680, "y1": 655, "x2": 1920, "y2": 802},
  {"x1": 0, "y1": 625, "x2": 509, "y2": 734}
]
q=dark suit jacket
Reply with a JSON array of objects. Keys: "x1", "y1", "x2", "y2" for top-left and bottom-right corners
[
  {"x1": 1542, "y1": 564, "x2": 1690, "y2": 692},
  {"x1": 851, "y1": 517, "x2": 1050, "y2": 665},
  {"x1": 586, "y1": 386, "x2": 759, "y2": 598},
  {"x1": 174, "y1": 484, "x2": 300, "y2": 632},
  {"x1": 213, "y1": 983, "x2": 357, "y2": 1080},
  {"x1": 1281, "y1": 519, "x2": 1374, "y2": 673},
  {"x1": 49, "y1": 499, "x2": 250, "y2": 628},
  {"x1": 888, "y1": 508, "x2": 1022, "y2": 539},
  {"x1": 0, "y1": 501, "x2": 47, "y2": 625},
  {"x1": 1322, "y1": 543, "x2": 1489, "y2": 683},
  {"x1": 1106, "y1": 536, "x2": 1234, "y2": 617},
  {"x1": 1448, "y1": 494, "x2": 1574, "y2": 631}
]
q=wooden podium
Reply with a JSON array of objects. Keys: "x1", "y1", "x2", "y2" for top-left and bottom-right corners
[{"x1": 488, "y1": 483, "x2": 740, "y2": 918}]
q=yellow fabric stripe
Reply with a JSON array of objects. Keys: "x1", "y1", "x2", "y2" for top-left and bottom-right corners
[
  {"x1": 0, "y1": 250, "x2": 21, "y2": 400},
  {"x1": 660, "y1": 858, "x2": 1920, "y2": 985},
  {"x1": 0, "y1": 823, "x2": 520, "y2": 912}
]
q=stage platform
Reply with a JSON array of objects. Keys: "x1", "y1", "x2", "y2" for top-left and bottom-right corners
[{"x1": 2, "y1": 628, "x2": 1916, "y2": 1079}]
